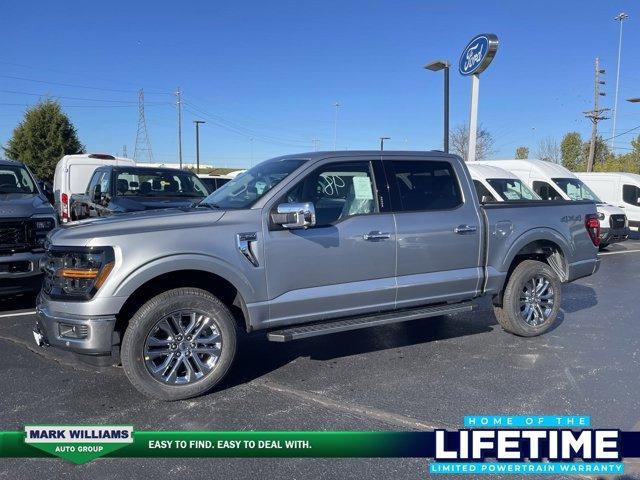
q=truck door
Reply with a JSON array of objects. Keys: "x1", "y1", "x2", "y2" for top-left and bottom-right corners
[
  {"x1": 263, "y1": 158, "x2": 396, "y2": 326},
  {"x1": 385, "y1": 157, "x2": 483, "y2": 308}
]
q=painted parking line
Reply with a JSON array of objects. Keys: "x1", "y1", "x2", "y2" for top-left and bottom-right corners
[
  {"x1": 0, "y1": 310, "x2": 36, "y2": 319},
  {"x1": 599, "y1": 249, "x2": 640, "y2": 256}
]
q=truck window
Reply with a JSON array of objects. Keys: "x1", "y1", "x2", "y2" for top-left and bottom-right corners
[
  {"x1": 389, "y1": 160, "x2": 462, "y2": 211},
  {"x1": 85, "y1": 171, "x2": 102, "y2": 195},
  {"x1": 0, "y1": 165, "x2": 37, "y2": 194},
  {"x1": 285, "y1": 161, "x2": 378, "y2": 226},
  {"x1": 623, "y1": 184, "x2": 640, "y2": 206},
  {"x1": 472, "y1": 180, "x2": 497, "y2": 202},
  {"x1": 532, "y1": 181, "x2": 564, "y2": 201},
  {"x1": 552, "y1": 178, "x2": 600, "y2": 201},
  {"x1": 487, "y1": 178, "x2": 539, "y2": 201},
  {"x1": 114, "y1": 169, "x2": 207, "y2": 198}
]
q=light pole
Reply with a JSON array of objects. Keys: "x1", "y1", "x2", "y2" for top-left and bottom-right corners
[
  {"x1": 333, "y1": 102, "x2": 341, "y2": 150},
  {"x1": 193, "y1": 120, "x2": 205, "y2": 173},
  {"x1": 611, "y1": 12, "x2": 629, "y2": 154},
  {"x1": 424, "y1": 60, "x2": 450, "y2": 153},
  {"x1": 379, "y1": 137, "x2": 390, "y2": 151}
]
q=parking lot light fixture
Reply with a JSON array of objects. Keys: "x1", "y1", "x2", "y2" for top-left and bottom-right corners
[
  {"x1": 627, "y1": 97, "x2": 640, "y2": 103},
  {"x1": 424, "y1": 60, "x2": 450, "y2": 153}
]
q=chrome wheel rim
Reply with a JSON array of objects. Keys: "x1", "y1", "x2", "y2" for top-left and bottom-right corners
[
  {"x1": 143, "y1": 310, "x2": 222, "y2": 385},
  {"x1": 519, "y1": 275, "x2": 554, "y2": 326}
]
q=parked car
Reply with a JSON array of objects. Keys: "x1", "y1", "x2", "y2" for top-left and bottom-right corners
[
  {"x1": 576, "y1": 172, "x2": 640, "y2": 231},
  {"x1": 53, "y1": 153, "x2": 135, "y2": 222},
  {"x1": 197, "y1": 174, "x2": 233, "y2": 193},
  {"x1": 481, "y1": 159, "x2": 629, "y2": 248},
  {"x1": 35, "y1": 151, "x2": 600, "y2": 400},
  {"x1": 70, "y1": 166, "x2": 210, "y2": 220},
  {"x1": 0, "y1": 159, "x2": 57, "y2": 296},
  {"x1": 467, "y1": 163, "x2": 541, "y2": 202}
]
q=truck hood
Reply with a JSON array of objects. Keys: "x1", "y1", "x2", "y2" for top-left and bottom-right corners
[
  {"x1": 49, "y1": 207, "x2": 226, "y2": 245},
  {"x1": 110, "y1": 196, "x2": 204, "y2": 212},
  {"x1": 0, "y1": 193, "x2": 55, "y2": 218},
  {"x1": 596, "y1": 203, "x2": 625, "y2": 217}
]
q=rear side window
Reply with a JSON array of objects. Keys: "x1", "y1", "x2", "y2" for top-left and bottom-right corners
[
  {"x1": 623, "y1": 184, "x2": 640, "y2": 206},
  {"x1": 532, "y1": 181, "x2": 563, "y2": 201},
  {"x1": 473, "y1": 180, "x2": 497, "y2": 202},
  {"x1": 389, "y1": 160, "x2": 462, "y2": 211}
]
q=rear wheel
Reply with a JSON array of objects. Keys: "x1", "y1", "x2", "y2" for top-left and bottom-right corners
[
  {"x1": 121, "y1": 287, "x2": 238, "y2": 400},
  {"x1": 494, "y1": 260, "x2": 561, "y2": 337}
]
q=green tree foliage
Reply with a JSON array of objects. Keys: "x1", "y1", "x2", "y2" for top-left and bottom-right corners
[
  {"x1": 515, "y1": 146, "x2": 529, "y2": 159},
  {"x1": 4, "y1": 100, "x2": 84, "y2": 180},
  {"x1": 582, "y1": 135, "x2": 610, "y2": 171},
  {"x1": 560, "y1": 132, "x2": 583, "y2": 171}
]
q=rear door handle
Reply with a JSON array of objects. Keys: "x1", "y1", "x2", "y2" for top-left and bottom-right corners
[
  {"x1": 454, "y1": 225, "x2": 477, "y2": 235},
  {"x1": 363, "y1": 231, "x2": 391, "y2": 241}
]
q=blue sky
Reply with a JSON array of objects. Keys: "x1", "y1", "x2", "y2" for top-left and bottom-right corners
[{"x1": 1, "y1": 0, "x2": 639, "y2": 168}]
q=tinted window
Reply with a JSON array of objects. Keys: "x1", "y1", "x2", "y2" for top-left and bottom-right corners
[
  {"x1": 552, "y1": 178, "x2": 600, "y2": 201},
  {"x1": 487, "y1": 178, "x2": 539, "y2": 201},
  {"x1": 390, "y1": 160, "x2": 462, "y2": 211},
  {"x1": 85, "y1": 171, "x2": 102, "y2": 195},
  {"x1": 532, "y1": 181, "x2": 564, "y2": 201},
  {"x1": 285, "y1": 161, "x2": 378, "y2": 226},
  {"x1": 473, "y1": 180, "x2": 497, "y2": 202},
  {"x1": 623, "y1": 184, "x2": 640, "y2": 206},
  {"x1": 115, "y1": 169, "x2": 207, "y2": 198}
]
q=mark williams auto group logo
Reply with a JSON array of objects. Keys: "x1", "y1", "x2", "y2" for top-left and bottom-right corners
[
  {"x1": 430, "y1": 415, "x2": 624, "y2": 475},
  {"x1": 24, "y1": 425, "x2": 133, "y2": 464}
]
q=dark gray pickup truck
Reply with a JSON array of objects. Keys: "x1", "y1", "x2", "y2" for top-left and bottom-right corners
[{"x1": 35, "y1": 151, "x2": 600, "y2": 400}]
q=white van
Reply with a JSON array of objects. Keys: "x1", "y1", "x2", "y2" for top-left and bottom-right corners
[
  {"x1": 576, "y1": 172, "x2": 640, "y2": 230},
  {"x1": 467, "y1": 163, "x2": 540, "y2": 202},
  {"x1": 479, "y1": 159, "x2": 629, "y2": 247},
  {"x1": 53, "y1": 153, "x2": 135, "y2": 222}
]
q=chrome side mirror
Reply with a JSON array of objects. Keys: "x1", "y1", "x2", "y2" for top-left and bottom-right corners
[{"x1": 272, "y1": 202, "x2": 316, "y2": 229}]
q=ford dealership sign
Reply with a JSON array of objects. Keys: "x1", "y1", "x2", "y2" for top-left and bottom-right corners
[{"x1": 459, "y1": 34, "x2": 499, "y2": 76}]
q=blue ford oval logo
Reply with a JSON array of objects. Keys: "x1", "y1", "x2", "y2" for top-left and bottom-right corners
[{"x1": 459, "y1": 34, "x2": 499, "y2": 76}]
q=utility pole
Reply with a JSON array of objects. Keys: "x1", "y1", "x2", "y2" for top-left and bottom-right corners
[
  {"x1": 584, "y1": 57, "x2": 610, "y2": 172},
  {"x1": 611, "y1": 12, "x2": 629, "y2": 154},
  {"x1": 193, "y1": 120, "x2": 205, "y2": 174},
  {"x1": 176, "y1": 87, "x2": 183, "y2": 169},
  {"x1": 379, "y1": 137, "x2": 390, "y2": 151},
  {"x1": 333, "y1": 102, "x2": 340, "y2": 150}
]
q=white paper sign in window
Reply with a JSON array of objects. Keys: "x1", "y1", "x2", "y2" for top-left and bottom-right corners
[{"x1": 352, "y1": 176, "x2": 373, "y2": 200}]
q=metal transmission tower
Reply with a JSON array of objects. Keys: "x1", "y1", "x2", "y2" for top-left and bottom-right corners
[
  {"x1": 133, "y1": 89, "x2": 154, "y2": 163},
  {"x1": 584, "y1": 58, "x2": 609, "y2": 172}
]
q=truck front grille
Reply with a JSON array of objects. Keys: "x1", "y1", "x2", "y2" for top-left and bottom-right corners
[
  {"x1": 0, "y1": 220, "x2": 31, "y2": 252},
  {"x1": 610, "y1": 214, "x2": 626, "y2": 229}
]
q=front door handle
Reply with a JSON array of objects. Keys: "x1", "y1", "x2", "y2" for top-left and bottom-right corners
[
  {"x1": 454, "y1": 225, "x2": 477, "y2": 235},
  {"x1": 363, "y1": 231, "x2": 391, "y2": 241}
]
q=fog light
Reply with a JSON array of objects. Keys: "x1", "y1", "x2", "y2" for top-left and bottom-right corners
[{"x1": 59, "y1": 323, "x2": 88, "y2": 339}]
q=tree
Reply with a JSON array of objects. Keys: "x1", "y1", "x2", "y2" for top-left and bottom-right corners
[
  {"x1": 535, "y1": 136, "x2": 561, "y2": 163},
  {"x1": 560, "y1": 132, "x2": 584, "y2": 172},
  {"x1": 450, "y1": 123, "x2": 495, "y2": 161},
  {"x1": 4, "y1": 100, "x2": 84, "y2": 180},
  {"x1": 515, "y1": 146, "x2": 529, "y2": 159},
  {"x1": 582, "y1": 135, "x2": 610, "y2": 170}
]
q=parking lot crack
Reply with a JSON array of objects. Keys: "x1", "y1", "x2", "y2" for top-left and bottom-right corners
[{"x1": 254, "y1": 379, "x2": 455, "y2": 431}]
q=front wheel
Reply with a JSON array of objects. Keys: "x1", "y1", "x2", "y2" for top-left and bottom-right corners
[
  {"x1": 494, "y1": 260, "x2": 561, "y2": 337},
  {"x1": 121, "y1": 287, "x2": 238, "y2": 400}
]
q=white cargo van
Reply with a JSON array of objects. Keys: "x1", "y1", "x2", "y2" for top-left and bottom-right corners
[
  {"x1": 576, "y1": 172, "x2": 640, "y2": 230},
  {"x1": 53, "y1": 154, "x2": 135, "y2": 222},
  {"x1": 480, "y1": 159, "x2": 629, "y2": 247},
  {"x1": 467, "y1": 163, "x2": 540, "y2": 202}
]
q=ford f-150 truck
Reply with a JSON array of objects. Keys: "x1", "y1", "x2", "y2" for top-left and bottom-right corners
[{"x1": 35, "y1": 151, "x2": 600, "y2": 400}]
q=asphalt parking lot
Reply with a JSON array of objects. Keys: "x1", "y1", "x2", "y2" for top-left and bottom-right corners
[{"x1": 1, "y1": 235, "x2": 640, "y2": 480}]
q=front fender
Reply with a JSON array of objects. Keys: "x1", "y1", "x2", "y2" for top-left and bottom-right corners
[{"x1": 111, "y1": 253, "x2": 257, "y2": 304}]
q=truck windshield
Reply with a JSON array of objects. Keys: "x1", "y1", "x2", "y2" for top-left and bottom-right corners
[
  {"x1": 486, "y1": 178, "x2": 539, "y2": 201},
  {"x1": 0, "y1": 165, "x2": 37, "y2": 194},
  {"x1": 552, "y1": 178, "x2": 600, "y2": 202},
  {"x1": 199, "y1": 158, "x2": 306, "y2": 209},
  {"x1": 115, "y1": 169, "x2": 208, "y2": 198}
]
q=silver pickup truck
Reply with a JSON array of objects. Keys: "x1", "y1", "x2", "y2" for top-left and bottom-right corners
[{"x1": 35, "y1": 151, "x2": 600, "y2": 400}]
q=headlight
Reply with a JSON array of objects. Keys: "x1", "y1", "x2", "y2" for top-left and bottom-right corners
[
  {"x1": 32, "y1": 216, "x2": 57, "y2": 248},
  {"x1": 597, "y1": 212, "x2": 605, "y2": 220},
  {"x1": 43, "y1": 246, "x2": 114, "y2": 300}
]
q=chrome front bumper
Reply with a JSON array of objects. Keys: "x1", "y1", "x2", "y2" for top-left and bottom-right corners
[{"x1": 35, "y1": 295, "x2": 116, "y2": 356}]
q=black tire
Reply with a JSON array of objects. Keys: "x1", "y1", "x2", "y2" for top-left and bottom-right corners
[
  {"x1": 494, "y1": 260, "x2": 561, "y2": 337},
  {"x1": 599, "y1": 243, "x2": 609, "y2": 250},
  {"x1": 121, "y1": 287, "x2": 238, "y2": 401}
]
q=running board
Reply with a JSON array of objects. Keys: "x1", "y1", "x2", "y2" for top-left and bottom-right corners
[{"x1": 266, "y1": 301, "x2": 475, "y2": 342}]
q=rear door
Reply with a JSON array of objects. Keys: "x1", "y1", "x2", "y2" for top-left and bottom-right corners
[
  {"x1": 385, "y1": 157, "x2": 483, "y2": 308},
  {"x1": 263, "y1": 157, "x2": 397, "y2": 326}
]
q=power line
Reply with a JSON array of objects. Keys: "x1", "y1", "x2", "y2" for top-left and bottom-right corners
[
  {"x1": 0, "y1": 88, "x2": 169, "y2": 104},
  {"x1": 0, "y1": 74, "x2": 170, "y2": 95}
]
